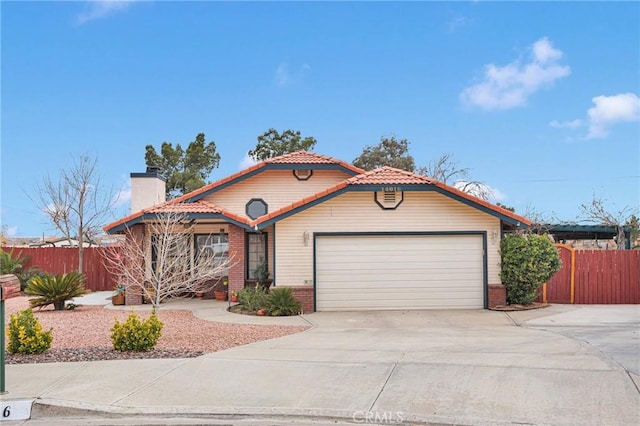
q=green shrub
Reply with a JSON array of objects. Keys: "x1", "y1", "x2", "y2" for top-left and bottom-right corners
[
  {"x1": 111, "y1": 312, "x2": 164, "y2": 352},
  {"x1": 16, "y1": 266, "x2": 44, "y2": 292},
  {"x1": 7, "y1": 308, "x2": 53, "y2": 355},
  {"x1": 0, "y1": 248, "x2": 29, "y2": 275},
  {"x1": 267, "y1": 287, "x2": 302, "y2": 316},
  {"x1": 238, "y1": 285, "x2": 268, "y2": 312},
  {"x1": 25, "y1": 271, "x2": 89, "y2": 310},
  {"x1": 500, "y1": 233, "x2": 562, "y2": 305}
]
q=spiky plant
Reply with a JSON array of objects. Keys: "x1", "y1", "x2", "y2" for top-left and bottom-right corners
[
  {"x1": 26, "y1": 271, "x2": 88, "y2": 311},
  {"x1": 266, "y1": 287, "x2": 301, "y2": 316},
  {"x1": 0, "y1": 247, "x2": 30, "y2": 275}
]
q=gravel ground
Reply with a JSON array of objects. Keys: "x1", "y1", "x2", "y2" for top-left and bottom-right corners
[{"x1": 3, "y1": 296, "x2": 309, "y2": 364}]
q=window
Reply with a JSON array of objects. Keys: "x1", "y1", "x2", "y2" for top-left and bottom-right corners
[
  {"x1": 195, "y1": 233, "x2": 229, "y2": 272},
  {"x1": 151, "y1": 233, "x2": 191, "y2": 275},
  {"x1": 246, "y1": 233, "x2": 267, "y2": 280},
  {"x1": 246, "y1": 198, "x2": 268, "y2": 220}
]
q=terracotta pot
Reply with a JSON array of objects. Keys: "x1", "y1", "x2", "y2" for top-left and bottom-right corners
[
  {"x1": 214, "y1": 290, "x2": 228, "y2": 301},
  {"x1": 230, "y1": 295, "x2": 238, "y2": 302}
]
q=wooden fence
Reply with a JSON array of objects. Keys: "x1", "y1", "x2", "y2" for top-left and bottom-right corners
[
  {"x1": 1, "y1": 247, "x2": 119, "y2": 292},
  {"x1": 541, "y1": 246, "x2": 640, "y2": 304}
]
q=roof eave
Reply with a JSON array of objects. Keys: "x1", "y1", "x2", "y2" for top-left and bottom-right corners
[{"x1": 105, "y1": 212, "x2": 253, "y2": 234}]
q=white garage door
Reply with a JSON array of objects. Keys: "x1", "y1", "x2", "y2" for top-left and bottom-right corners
[{"x1": 315, "y1": 234, "x2": 484, "y2": 311}]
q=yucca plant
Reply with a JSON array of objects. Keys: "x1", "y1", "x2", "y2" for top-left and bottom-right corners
[
  {"x1": 26, "y1": 271, "x2": 89, "y2": 310},
  {"x1": 266, "y1": 287, "x2": 301, "y2": 316}
]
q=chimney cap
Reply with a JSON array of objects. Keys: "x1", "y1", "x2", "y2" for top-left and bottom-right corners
[{"x1": 130, "y1": 168, "x2": 166, "y2": 181}]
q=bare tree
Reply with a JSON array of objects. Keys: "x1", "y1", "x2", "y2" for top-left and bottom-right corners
[
  {"x1": 417, "y1": 153, "x2": 492, "y2": 200},
  {"x1": 580, "y1": 195, "x2": 637, "y2": 250},
  {"x1": 103, "y1": 211, "x2": 235, "y2": 309},
  {"x1": 32, "y1": 156, "x2": 116, "y2": 272}
]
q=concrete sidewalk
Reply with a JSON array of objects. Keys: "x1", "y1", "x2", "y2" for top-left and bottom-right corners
[{"x1": 4, "y1": 305, "x2": 640, "y2": 425}]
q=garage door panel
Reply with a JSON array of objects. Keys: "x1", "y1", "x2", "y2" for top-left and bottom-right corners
[
  {"x1": 316, "y1": 275, "x2": 483, "y2": 289},
  {"x1": 317, "y1": 289, "x2": 483, "y2": 299},
  {"x1": 317, "y1": 267, "x2": 482, "y2": 279},
  {"x1": 317, "y1": 296, "x2": 483, "y2": 310},
  {"x1": 315, "y1": 234, "x2": 484, "y2": 311}
]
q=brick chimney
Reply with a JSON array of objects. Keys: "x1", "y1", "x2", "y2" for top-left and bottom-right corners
[{"x1": 130, "y1": 166, "x2": 166, "y2": 213}]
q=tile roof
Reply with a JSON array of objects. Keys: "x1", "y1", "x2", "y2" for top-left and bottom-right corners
[
  {"x1": 104, "y1": 200, "x2": 250, "y2": 232},
  {"x1": 265, "y1": 151, "x2": 363, "y2": 171},
  {"x1": 347, "y1": 166, "x2": 436, "y2": 185},
  {"x1": 253, "y1": 166, "x2": 530, "y2": 228},
  {"x1": 105, "y1": 151, "x2": 357, "y2": 232},
  {"x1": 170, "y1": 151, "x2": 362, "y2": 204},
  {"x1": 105, "y1": 153, "x2": 530, "y2": 233}
]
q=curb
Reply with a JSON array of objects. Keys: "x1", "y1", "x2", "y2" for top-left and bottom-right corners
[{"x1": 29, "y1": 399, "x2": 508, "y2": 426}]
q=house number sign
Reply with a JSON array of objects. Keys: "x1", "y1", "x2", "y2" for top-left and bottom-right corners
[
  {"x1": 381, "y1": 186, "x2": 401, "y2": 192},
  {"x1": 0, "y1": 400, "x2": 32, "y2": 421}
]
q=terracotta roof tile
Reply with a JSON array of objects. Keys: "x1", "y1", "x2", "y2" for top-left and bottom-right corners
[
  {"x1": 106, "y1": 155, "x2": 530, "y2": 233},
  {"x1": 254, "y1": 166, "x2": 530, "y2": 227},
  {"x1": 265, "y1": 151, "x2": 364, "y2": 173},
  {"x1": 171, "y1": 151, "x2": 361, "y2": 204},
  {"x1": 431, "y1": 180, "x2": 531, "y2": 225},
  {"x1": 347, "y1": 166, "x2": 436, "y2": 185},
  {"x1": 104, "y1": 200, "x2": 251, "y2": 232},
  {"x1": 145, "y1": 199, "x2": 222, "y2": 214}
]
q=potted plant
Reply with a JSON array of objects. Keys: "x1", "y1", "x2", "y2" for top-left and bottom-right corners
[
  {"x1": 112, "y1": 284, "x2": 126, "y2": 306},
  {"x1": 230, "y1": 290, "x2": 238, "y2": 303},
  {"x1": 254, "y1": 261, "x2": 270, "y2": 289},
  {"x1": 213, "y1": 277, "x2": 228, "y2": 301}
]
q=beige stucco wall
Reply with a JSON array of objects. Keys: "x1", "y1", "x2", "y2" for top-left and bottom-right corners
[
  {"x1": 130, "y1": 175, "x2": 166, "y2": 213},
  {"x1": 205, "y1": 169, "x2": 351, "y2": 218},
  {"x1": 274, "y1": 191, "x2": 502, "y2": 287}
]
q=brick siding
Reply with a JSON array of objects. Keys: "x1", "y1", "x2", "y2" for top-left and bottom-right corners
[
  {"x1": 227, "y1": 224, "x2": 245, "y2": 294},
  {"x1": 289, "y1": 286, "x2": 314, "y2": 313},
  {"x1": 488, "y1": 284, "x2": 506, "y2": 309}
]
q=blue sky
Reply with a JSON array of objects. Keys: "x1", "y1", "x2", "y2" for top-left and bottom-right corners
[{"x1": 1, "y1": 1, "x2": 639, "y2": 238}]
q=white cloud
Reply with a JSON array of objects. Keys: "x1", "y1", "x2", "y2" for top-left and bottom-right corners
[
  {"x1": 460, "y1": 37, "x2": 570, "y2": 110},
  {"x1": 550, "y1": 93, "x2": 639, "y2": 139},
  {"x1": 77, "y1": 1, "x2": 133, "y2": 25},
  {"x1": 274, "y1": 63, "x2": 290, "y2": 87},
  {"x1": 549, "y1": 119, "x2": 583, "y2": 129},
  {"x1": 587, "y1": 93, "x2": 640, "y2": 139},
  {"x1": 446, "y1": 16, "x2": 468, "y2": 33},
  {"x1": 274, "y1": 62, "x2": 311, "y2": 88},
  {"x1": 113, "y1": 183, "x2": 131, "y2": 208},
  {"x1": 239, "y1": 154, "x2": 258, "y2": 170}
]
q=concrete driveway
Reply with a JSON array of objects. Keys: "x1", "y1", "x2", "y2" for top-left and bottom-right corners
[
  {"x1": 513, "y1": 304, "x2": 640, "y2": 376},
  {"x1": 7, "y1": 305, "x2": 640, "y2": 425}
]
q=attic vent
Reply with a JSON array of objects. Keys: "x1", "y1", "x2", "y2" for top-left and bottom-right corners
[
  {"x1": 383, "y1": 190, "x2": 396, "y2": 204},
  {"x1": 293, "y1": 169, "x2": 313, "y2": 181},
  {"x1": 374, "y1": 190, "x2": 403, "y2": 210}
]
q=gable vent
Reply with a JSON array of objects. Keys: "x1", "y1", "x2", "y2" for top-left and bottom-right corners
[
  {"x1": 374, "y1": 190, "x2": 403, "y2": 210},
  {"x1": 383, "y1": 190, "x2": 396, "y2": 204}
]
